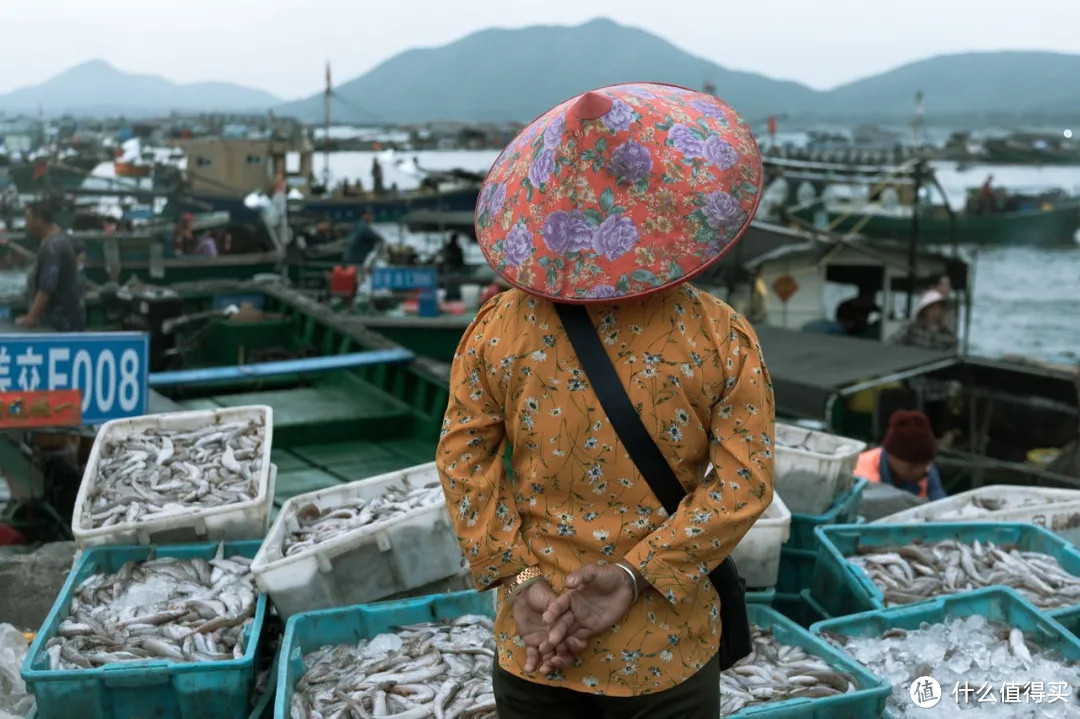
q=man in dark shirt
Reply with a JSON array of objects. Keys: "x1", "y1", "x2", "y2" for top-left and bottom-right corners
[
  {"x1": 17, "y1": 199, "x2": 86, "y2": 331},
  {"x1": 343, "y1": 208, "x2": 385, "y2": 265}
]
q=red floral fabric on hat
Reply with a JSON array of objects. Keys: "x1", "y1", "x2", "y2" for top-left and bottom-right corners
[{"x1": 476, "y1": 83, "x2": 763, "y2": 303}]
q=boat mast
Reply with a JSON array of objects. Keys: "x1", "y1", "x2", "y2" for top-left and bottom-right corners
[
  {"x1": 323, "y1": 61, "x2": 331, "y2": 189},
  {"x1": 911, "y1": 90, "x2": 924, "y2": 149}
]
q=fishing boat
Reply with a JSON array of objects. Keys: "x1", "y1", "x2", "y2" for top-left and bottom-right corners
[
  {"x1": 983, "y1": 132, "x2": 1080, "y2": 166},
  {"x1": 787, "y1": 197, "x2": 1080, "y2": 247},
  {"x1": 6, "y1": 211, "x2": 347, "y2": 286},
  {"x1": 767, "y1": 156, "x2": 1080, "y2": 247}
]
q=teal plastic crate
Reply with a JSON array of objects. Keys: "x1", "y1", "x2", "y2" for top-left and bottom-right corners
[
  {"x1": 812, "y1": 522, "x2": 1080, "y2": 618},
  {"x1": 729, "y1": 604, "x2": 890, "y2": 718},
  {"x1": 21, "y1": 541, "x2": 268, "y2": 719},
  {"x1": 777, "y1": 546, "x2": 818, "y2": 595},
  {"x1": 772, "y1": 589, "x2": 832, "y2": 628},
  {"x1": 747, "y1": 587, "x2": 777, "y2": 605},
  {"x1": 787, "y1": 478, "x2": 868, "y2": 550},
  {"x1": 1050, "y1": 602, "x2": 1080, "y2": 639},
  {"x1": 276, "y1": 590, "x2": 495, "y2": 718},
  {"x1": 811, "y1": 587, "x2": 1080, "y2": 716}
]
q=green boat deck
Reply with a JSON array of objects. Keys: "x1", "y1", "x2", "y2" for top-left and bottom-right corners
[{"x1": 171, "y1": 374, "x2": 427, "y2": 503}]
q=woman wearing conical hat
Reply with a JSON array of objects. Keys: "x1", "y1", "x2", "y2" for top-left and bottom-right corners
[{"x1": 436, "y1": 83, "x2": 776, "y2": 717}]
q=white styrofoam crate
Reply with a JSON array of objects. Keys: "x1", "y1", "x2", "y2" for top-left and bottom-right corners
[
  {"x1": 729, "y1": 491, "x2": 791, "y2": 589},
  {"x1": 250, "y1": 461, "x2": 463, "y2": 618},
  {"x1": 71, "y1": 406, "x2": 274, "y2": 548},
  {"x1": 774, "y1": 422, "x2": 867, "y2": 515},
  {"x1": 874, "y1": 486, "x2": 1080, "y2": 543}
]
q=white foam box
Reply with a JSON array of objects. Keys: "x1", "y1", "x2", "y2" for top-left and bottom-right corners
[
  {"x1": 729, "y1": 491, "x2": 791, "y2": 589},
  {"x1": 250, "y1": 461, "x2": 464, "y2": 618},
  {"x1": 71, "y1": 406, "x2": 275, "y2": 548},
  {"x1": 774, "y1": 423, "x2": 867, "y2": 516},
  {"x1": 874, "y1": 486, "x2": 1080, "y2": 543}
]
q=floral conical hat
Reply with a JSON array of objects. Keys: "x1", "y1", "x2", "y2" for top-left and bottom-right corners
[{"x1": 475, "y1": 82, "x2": 763, "y2": 303}]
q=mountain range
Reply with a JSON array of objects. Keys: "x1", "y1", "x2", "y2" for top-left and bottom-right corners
[
  {"x1": 4, "y1": 20, "x2": 1080, "y2": 124},
  {"x1": 0, "y1": 59, "x2": 280, "y2": 117}
]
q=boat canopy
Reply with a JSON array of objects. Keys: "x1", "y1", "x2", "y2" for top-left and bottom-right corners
[{"x1": 756, "y1": 325, "x2": 956, "y2": 419}]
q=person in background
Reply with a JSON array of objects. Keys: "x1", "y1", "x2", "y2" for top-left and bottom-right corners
[
  {"x1": 216, "y1": 228, "x2": 233, "y2": 255},
  {"x1": 440, "y1": 232, "x2": 465, "y2": 271},
  {"x1": 976, "y1": 174, "x2": 996, "y2": 215},
  {"x1": 17, "y1": 199, "x2": 86, "y2": 331},
  {"x1": 371, "y1": 157, "x2": 385, "y2": 195},
  {"x1": 343, "y1": 208, "x2": 384, "y2": 265},
  {"x1": 933, "y1": 274, "x2": 957, "y2": 333},
  {"x1": 835, "y1": 282, "x2": 880, "y2": 338},
  {"x1": 855, "y1": 410, "x2": 946, "y2": 500},
  {"x1": 436, "y1": 83, "x2": 775, "y2": 718},
  {"x1": 891, "y1": 288, "x2": 957, "y2": 353},
  {"x1": 195, "y1": 232, "x2": 218, "y2": 257},
  {"x1": 172, "y1": 212, "x2": 196, "y2": 255}
]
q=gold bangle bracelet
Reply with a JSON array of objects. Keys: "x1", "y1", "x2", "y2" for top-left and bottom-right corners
[
  {"x1": 503, "y1": 566, "x2": 543, "y2": 604},
  {"x1": 507, "y1": 575, "x2": 543, "y2": 603}
]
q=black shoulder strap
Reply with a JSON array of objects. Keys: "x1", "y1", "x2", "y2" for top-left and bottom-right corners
[{"x1": 555, "y1": 303, "x2": 686, "y2": 515}]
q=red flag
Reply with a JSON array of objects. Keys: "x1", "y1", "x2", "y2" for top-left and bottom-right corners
[
  {"x1": 32, "y1": 161, "x2": 47, "y2": 181},
  {"x1": 768, "y1": 115, "x2": 777, "y2": 138}
]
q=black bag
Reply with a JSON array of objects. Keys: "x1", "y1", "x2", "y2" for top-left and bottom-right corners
[{"x1": 555, "y1": 302, "x2": 752, "y2": 671}]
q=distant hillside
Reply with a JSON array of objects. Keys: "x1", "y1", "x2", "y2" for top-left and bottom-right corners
[
  {"x1": 277, "y1": 18, "x2": 819, "y2": 124},
  {"x1": 7, "y1": 30, "x2": 1080, "y2": 125},
  {"x1": 0, "y1": 60, "x2": 280, "y2": 117},
  {"x1": 280, "y1": 22, "x2": 1080, "y2": 125},
  {"x1": 824, "y1": 51, "x2": 1080, "y2": 119}
]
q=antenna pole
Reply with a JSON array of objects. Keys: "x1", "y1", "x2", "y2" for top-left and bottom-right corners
[{"x1": 323, "y1": 62, "x2": 332, "y2": 189}]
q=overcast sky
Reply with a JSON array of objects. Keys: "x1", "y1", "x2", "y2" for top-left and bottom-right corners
[{"x1": 2, "y1": 0, "x2": 1080, "y2": 100}]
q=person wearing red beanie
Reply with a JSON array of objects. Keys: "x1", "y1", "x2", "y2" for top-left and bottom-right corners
[{"x1": 854, "y1": 410, "x2": 947, "y2": 500}]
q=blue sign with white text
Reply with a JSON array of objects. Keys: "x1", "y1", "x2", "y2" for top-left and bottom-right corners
[
  {"x1": 370, "y1": 267, "x2": 438, "y2": 291},
  {"x1": 0, "y1": 333, "x2": 149, "y2": 425}
]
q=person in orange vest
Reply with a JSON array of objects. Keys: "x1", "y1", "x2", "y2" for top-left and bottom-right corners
[{"x1": 854, "y1": 410, "x2": 946, "y2": 500}]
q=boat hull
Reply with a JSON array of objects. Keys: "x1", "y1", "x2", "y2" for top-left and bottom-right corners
[
  {"x1": 82, "y1": 257, "x2": 279, "y2": 286},
  {"x1": 791, "y1": 202, "x2": 1080, "y2": 246},
  {"x1": 189, "y1": 186, "x2": 481, "y2": 225}
]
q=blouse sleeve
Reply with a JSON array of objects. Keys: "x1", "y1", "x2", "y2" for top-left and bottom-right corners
[
  {"x1": 435, "y1": 303, "x2": 537, "y2": 590},
  {"x1": 623, "y1": 314, "x2": 776, "y2": 605}
]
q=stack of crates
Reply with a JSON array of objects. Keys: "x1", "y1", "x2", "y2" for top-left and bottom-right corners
[{"x1": 768, "y1": 422, "x2": 868, "y2": 627}]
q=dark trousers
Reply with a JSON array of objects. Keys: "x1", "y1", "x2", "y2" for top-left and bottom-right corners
[{"x1": 492, "y1": 654, "x2": 720, "y2": 719}]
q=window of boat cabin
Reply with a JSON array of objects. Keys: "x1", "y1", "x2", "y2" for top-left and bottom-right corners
[
  {"x1": 824, "y1": 265, "x2": 885, "y2": 340},
  {"x1": 246, "y1": 155, "x2": 263, "y2": 165},
  {"x1": 196, "y1": 156, "x2": 212, "y2": 168}
]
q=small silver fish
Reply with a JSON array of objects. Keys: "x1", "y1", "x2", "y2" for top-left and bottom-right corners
[
  {"x1": 45, "y1": 545, "x2": 258, "y2": 670},
  {"x1": 850, "y1": 539, "x2": 1080, "y2": 609},
  {"x1": 282, "y1": 483, "x2": 444, "y2": 557},
  {"x1": 292, "y1": 615, "x2": 496, "y2": 719},
  {"x1": 719, "y1": 625, "x2": 858, "y2": 716},
  {"x1": 81, "y1": 419, "x2": 265, "y2": 529}
]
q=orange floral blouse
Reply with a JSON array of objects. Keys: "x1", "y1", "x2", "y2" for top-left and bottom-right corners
[{"x1": 435, "y1": 284, "x2": 775, "y2": 696}]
